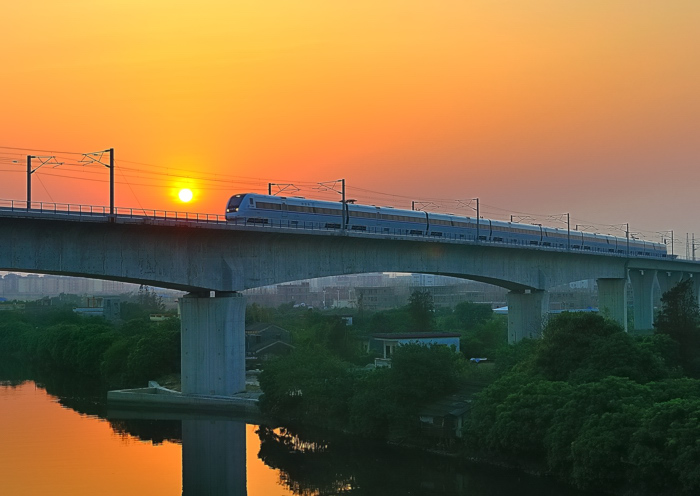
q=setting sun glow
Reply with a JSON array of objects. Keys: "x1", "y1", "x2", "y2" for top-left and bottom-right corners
[{"x1": 178, "y1": 189, "x2": 193, "y2": 203}]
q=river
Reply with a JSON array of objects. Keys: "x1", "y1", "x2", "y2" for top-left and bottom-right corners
[{"x1": 0, "y1": 373, "x2": 591, "y2": 495}]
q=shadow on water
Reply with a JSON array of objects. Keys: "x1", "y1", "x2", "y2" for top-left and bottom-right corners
[{"x1": 255, "y1": 426, "x2": 591, "y2": 496}]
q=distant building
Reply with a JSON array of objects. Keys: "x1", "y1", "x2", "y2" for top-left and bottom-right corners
[
  {"x1": 72, "y1": 296, "x2": 121, "y2": 321},
  {"x1": 418, "y1": 383, "x2": 486, "y2": 444},
  {"x1": 368, "y1": 332, "x2": 461, "y2": 360},
  {"x1": 245, "y1": 323, "x2": 294, "y2": 359}
]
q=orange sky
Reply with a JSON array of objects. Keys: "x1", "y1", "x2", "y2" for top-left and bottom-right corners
[{"x1": 1, "y1": 1, "x2": 698, "y2": 248}]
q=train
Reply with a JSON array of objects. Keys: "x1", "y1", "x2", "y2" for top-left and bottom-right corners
[{"x1": 225, "y1": 193, "x2": 668, "y2": 258}]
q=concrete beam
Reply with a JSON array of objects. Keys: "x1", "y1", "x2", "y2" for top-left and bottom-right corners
[
  {"x1": 507, "y1": 290, "x2": 549, "y2": 343},
  {"x1": 629, "y1": 269, "x2": 656, "y2": 331},
  {"x1": 0, "y1": 215, "x2": 633, "y2": 292},
  {"x1": 180, "y1": 292, "x2": 246, "y2": 396},
  {"x1": 597, "y1": 278, "x2": 628, "y2": 330}
]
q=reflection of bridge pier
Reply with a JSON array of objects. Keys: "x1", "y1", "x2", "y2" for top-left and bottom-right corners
[
  {"x1": 182, "y1": 419, "x2": 247, "y2": 496},
  {"x1": 180, "y1": 292, "x2": 246, "y2": 395}
]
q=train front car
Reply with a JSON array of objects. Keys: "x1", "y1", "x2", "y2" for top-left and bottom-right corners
[{"x1": 225, "y1": 193, "x2": 252, "y2": 221}]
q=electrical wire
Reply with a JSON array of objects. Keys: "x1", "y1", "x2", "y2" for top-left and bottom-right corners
[{"x1": 0, "y1": 146, "x2": 681, "y2": 243}]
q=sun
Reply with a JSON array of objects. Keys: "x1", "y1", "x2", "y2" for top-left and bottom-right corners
[{"x1": 178, "y1": 188, "x2": 193, "y2": 203}]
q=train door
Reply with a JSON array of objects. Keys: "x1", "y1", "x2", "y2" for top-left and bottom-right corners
[{"x1": 281, "y1": 199, "x2": 288, "y2": 219}]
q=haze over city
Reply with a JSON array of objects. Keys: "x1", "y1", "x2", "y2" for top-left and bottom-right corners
[{"x1": 2, "y1": 1, "x2": 698, "y2": 249}]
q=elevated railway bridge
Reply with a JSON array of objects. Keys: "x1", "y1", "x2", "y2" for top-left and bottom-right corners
[{"x1": 1, "y1": 200, "x2": 698, "y2": 397}]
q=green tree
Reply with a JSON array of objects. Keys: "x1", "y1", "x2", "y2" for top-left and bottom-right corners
[
  {"x1": 655, "y1": 279, "x2": 700, "y2": 377},
  {"x1": 454, "y1": 301, "x2": 493, "y2": 330},
  {"x1": 259, "y1": 349, "x2": 354, "y2": 427},
  {"x1": 407, "y1": 289, "x2": 434, "y2": 331},
  {"x1": 629, "y1": 399, "x2": 700, "y2": 493}
]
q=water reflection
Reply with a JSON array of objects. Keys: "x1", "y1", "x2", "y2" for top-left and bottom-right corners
[
  {"x1": 182, "y1": 419, "x2": 247, "y2": 495},
  {"x1": 255, "y1": 426, "x2": 589, "y2": 496},
  {"x1": 0, "y1": 361, "x2": 591, "y2": 496}
]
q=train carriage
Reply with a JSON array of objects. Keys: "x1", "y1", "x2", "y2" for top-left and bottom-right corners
[{"x1": 225, "y1": 193, "x2": 668, "y2": 259}]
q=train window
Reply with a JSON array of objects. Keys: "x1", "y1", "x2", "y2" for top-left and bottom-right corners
[
  {"x1": 249, "y1": 198, "x2": 253, "y2": 204},
  {"x1": 256, "y1": 202, "x2": 282, "y2": 210},
  {"x1": 431, "y1": 232, "x2": 443, "y2": 237}
]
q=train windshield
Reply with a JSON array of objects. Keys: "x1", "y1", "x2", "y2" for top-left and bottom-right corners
[{"x1": 227, "y1": 194, "x2": 247, "y2": 213}]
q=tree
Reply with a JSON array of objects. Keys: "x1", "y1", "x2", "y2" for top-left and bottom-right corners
[
  {"x1": 454, "y1": 301, "x2": 493, "y2": 330},
  {"x1": 407, "y1": 289, "x2": 434, "y2": 331},
  {"x1": 137, "y1": 284, "x2": 165, "y2": 313},
  {"x1": 655, "y1": 279, "x2": 700, "y2": 377}
]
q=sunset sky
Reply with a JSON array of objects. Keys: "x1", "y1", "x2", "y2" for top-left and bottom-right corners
[{"x1": 1, "y1": 1, "x2": 698, "y2": 250}]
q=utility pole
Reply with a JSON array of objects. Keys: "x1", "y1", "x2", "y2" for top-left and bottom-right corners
[
  {"x1": 626, "y1": 223, "x2": 630, "y2": 257},
  {"x1": 475, "y1": 198, "x2": 480, "y2": 242},
  {"x1": 109, "y1": 148, "x2": 114, "y2": 216},
  {"x1": 412, "y1": 201, "x2": 415, "y2": 211},
  {"x1": 26, "y1": 155, "x2": 32, "y2": 209},
  {"x1": 567, "y1": 213, "x2": 570, "y2": 251},
  {"x1": 26, "y1": 154, "x2": 62, "y2": 209},
  {"x1": 341, "y1": 178, "x2": 346, "y2": 231}
]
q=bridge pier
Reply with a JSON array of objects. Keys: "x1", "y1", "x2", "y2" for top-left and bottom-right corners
[
  {"x1": 507, "y1": 290, "x2": 549, "y2": 343},
  {"x1": 629, "y1": 269, "x2": 656, "y2": 331},
  {"x1": 597, "y1": 278, "x2": 627, "y2": 330},
  {"x1": 682, "y1": 273, "x2": 700, "y2": 306},
  {"x1": 657, "y1": 271, "x2": 683, "y2": 296},
  {"x1": 180, "y1": 292, "x2": 246, "y2": 396}
]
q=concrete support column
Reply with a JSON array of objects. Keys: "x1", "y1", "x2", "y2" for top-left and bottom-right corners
[
  {"x1": 629, "y1": 269, "x2": 656, "y2": 331},
  {"x1": 180, "y1": 292, "x2": 246, "y2": 396},
  {"x1": 657, "y1": 271, "x2": 683, "y2": 300},
  {"x1": 682, "y1": 273, "x2": 700, "y2": 306},
  {"x1": 597, "y1": 278, "x2": 627, "y2": 331},
  {"x1": 182, "y1": 419, "x2": 246, "y2": 495},
  {"x1": 507, "y1": 290, "x2": 549, "y2": 343}
]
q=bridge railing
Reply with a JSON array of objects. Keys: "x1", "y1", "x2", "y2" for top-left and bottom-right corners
[{"x1": 0, "y1": 199, "x2": 227, "y2": 223}]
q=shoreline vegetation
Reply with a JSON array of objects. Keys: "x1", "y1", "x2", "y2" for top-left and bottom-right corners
[
  {"x1": 0, "y1": 294, "x2": 181, "y2": 391},
  {"x1": 2, "y1": 284, "x2": 700, "y2": 494},
  {"x1": 256, "y1": 285, "x2": 700, "y2": 495}
]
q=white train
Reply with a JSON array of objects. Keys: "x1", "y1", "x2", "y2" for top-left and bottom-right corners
[{"x1": 225, "y1": 193, "x2": 668, "y2": 258}]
